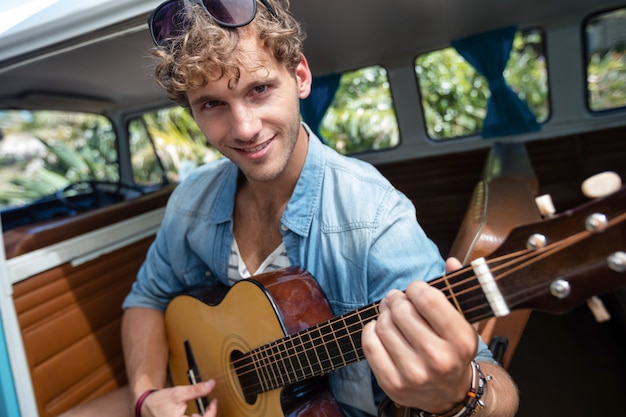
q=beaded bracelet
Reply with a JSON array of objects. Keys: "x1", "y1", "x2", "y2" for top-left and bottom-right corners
[
  {"x1": 412, "y1": 361, "x2": 490, "y2": 417},
  {"x1": 134, "y1": 389, "x2": 158, "y2": 417}
]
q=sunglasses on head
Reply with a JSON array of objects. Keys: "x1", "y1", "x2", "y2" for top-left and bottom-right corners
[{"x1": 148, "y1": 0, "x2": 278, "y2": 47}]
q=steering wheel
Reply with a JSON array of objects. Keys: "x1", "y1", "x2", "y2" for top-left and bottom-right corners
[{"x1": 56, "y1": 180, "x2": 145, "y2": 212}]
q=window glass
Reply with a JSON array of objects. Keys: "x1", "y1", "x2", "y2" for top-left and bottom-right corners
[
  {"x1": 129, "y1": 106, "x2": 221, "y2": 186},
  {"x1": 320, "y1": 66, "x2": 399, "y2": 154},
  {"x1": 585, "y1": 7, "x2": 626, "y2": 112},
  {"x1": 0, "y1": 110, "x2": 117, "y2": 208},
  {"x1": 415, "y1": 28, "x2": 549, "y2": 140}
]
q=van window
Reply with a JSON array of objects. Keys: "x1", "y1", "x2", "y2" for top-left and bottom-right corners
[
  {"x1": 128, "y1": 106, "x2": 221, "y2": 185},
  {"x1": 320, "y1": 66, "x2": 399, "y2": 154},
  {"x1": 585, "y1": 7, "x2": 626, "y2": 112},
  {"x1": 0, "y1": 110, "x2": 118, "y2": 208},
  {"x1": 415, "y1": 28, "x2": 549, "y2": 140}
]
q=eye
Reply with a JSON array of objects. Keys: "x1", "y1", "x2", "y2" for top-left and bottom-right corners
[
  {"x1": 252, "y1": 84, "x2": 269, "y2": 95},
  {"x1": 203, "y1": 100, "x2": 223, "y2": 110}
]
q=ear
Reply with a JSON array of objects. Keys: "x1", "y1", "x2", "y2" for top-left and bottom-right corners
[{"x1": 295, "y1": 54, "x2": 312, "y2": 99}]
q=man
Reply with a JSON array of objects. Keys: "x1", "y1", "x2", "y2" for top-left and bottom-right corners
[{"x1": 63, "y1": 1, "x2": 519, "y2": 416}]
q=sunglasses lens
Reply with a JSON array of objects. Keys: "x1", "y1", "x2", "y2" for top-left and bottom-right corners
[
  {"x1": 150, "y1": 0, "x2": 258, "y2": 46},
  {"x1": 151, "y1": 1, "x2": 187, "y2": 45},
  {"x1": 202, "y1": 0, "x2": 256, "y2": 26}
]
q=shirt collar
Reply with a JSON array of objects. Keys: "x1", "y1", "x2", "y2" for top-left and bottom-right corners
[{"x1": 281, "y1": 123, "x2": 326, "y2": 237}]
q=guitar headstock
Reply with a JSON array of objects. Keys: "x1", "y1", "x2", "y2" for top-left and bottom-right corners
[{"x1": 485, "y1": 186, "x2": 626, "y2": 316}]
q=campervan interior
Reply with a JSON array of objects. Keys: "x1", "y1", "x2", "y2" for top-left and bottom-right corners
[{"x1": 1, "y1": 0, "x2": 625, "y2": 416}]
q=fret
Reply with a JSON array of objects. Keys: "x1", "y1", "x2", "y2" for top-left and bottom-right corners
[
  {"x1": 319, "y1": 320, "x2": 344, "y2": 371},
  {"x1": 279, "y1": 337, "x2": 296, "y2": 385},
  {"x1": 250, "y1": 348, "x2": 271, "y2": 392},
  {"x1": 329, "y1": 318, "x2": 350, "y2": 366},
  {"x1": 285, "y1": 333, "x2": 313, "y2": 385},
  {"x1": 309, "y1": 325, "x2": 332, "y2": 371},
  {"x1": 336, "y1": 315, "x2": 361, "y2": 364},
  {"x1": 261, "y1": 341, "x2": 281, "y2": 390},
  {"x1": 440, "y1": 275, "x2": 462, "y2": 312},
  {"x1": 430, "y1": 269, "x2": 490, "y2": 323},
  {"x1": 301, "y1": 329, "x2": 323, "y2": 376},
  {"x1": 270, "y1": 341, "x2": 287, "y2": 388},
  {"x1": 357, "y1": 303, "x2": 380, "y2": 323},
  {"x1": 285, "y1": 336, "x2": 305, "y2": 383}
]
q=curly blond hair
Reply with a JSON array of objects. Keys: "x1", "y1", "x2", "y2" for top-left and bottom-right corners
[{"x1": 152, "y1": 0, "x2": 305, "y2": 106}]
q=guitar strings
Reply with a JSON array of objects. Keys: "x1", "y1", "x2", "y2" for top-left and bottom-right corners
[
  {"x1": 198, "y1": 213, "x2": 624, "y2": 396},
  {"x1": 210, "y1": 240, "x2": 570, "y2": 394},
  {"x1": 212, "y1": 239, "x2": 572, "y2": 394}
]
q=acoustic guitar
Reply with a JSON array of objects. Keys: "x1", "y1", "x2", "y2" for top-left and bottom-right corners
[{"x1": 165, "y1": 186, "x2": 626, "y2": 417}]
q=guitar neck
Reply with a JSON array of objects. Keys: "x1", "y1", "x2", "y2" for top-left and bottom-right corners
[{"x1": 235, "y1": 270, "x2": 489, "y2": 394}]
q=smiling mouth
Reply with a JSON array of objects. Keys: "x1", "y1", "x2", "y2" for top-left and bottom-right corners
[{"x1": 240, "y1": 140, "x2": 271, "y2": 153}]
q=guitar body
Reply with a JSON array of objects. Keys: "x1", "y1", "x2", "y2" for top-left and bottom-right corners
[{"x1": 165, "y1": 267, "x2": 344, "y2": 417}]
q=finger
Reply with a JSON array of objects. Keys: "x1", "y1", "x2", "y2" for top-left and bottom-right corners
[
  {"x1": 203, "y1": 398, "x2": 218, "y2": 417},
  {"x1": 378, "y1": 288, "x2": 446, "y2": 360},
  {"x1": 379, "y1": 288, "x2": 403, "y2": 311},
  {"x1": 404, "y1": 282, "x2": 476, "y2": 355},
  {"x1": 174, "y1": 380, "x2": 216, "y2": 404},
  {"x1": 371, "y1": 292, "x2": 442, "y2": 378},
  {"x1": 190, "y1": 396, "x2": 218, "y2": 417},
  {"x1": 445, "y1": 257, "x2": 462, "y2": 274},
  {"x1": 361, "y1": 320, "x2": 402, "y2": 385}
]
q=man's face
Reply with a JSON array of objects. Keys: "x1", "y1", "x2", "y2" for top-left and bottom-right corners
[{"x1": 187, "y1": 32, "x2": 311, "y2": 183}]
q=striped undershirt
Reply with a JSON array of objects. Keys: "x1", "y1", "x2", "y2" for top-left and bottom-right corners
[{"x1": 227, "y1": 239, "x2": 290, "y2": 285}]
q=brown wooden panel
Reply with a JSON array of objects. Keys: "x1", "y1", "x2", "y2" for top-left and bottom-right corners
[{"x1": 12, "y1": 233, "x2": 154, "y2": 417}]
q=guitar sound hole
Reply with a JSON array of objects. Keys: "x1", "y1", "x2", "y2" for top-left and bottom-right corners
[{"x1": 231, "y1": 350, "x2": 258, "y2": 405}]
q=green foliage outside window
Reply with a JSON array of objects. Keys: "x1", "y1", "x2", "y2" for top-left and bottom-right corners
[
  {"x1": 320, "y1": 66, "x2": 399, "y2": 154},
  {"x1": 0, "y1": 110, "x2": 117, "y2": 206},
  {"x1": 415, "y1": 29, "x2": 550, "y2": 140},
  {"x1": 586, "y1": 8, "x2": 626, "y2": 112},
  {"x1": 129, "y1": 106, "x2": 220, "y2": 186}
]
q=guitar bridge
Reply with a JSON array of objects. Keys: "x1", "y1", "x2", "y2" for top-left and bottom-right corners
[{"x1": 184, "y1": 340, "x2": 209, "y2": 413}]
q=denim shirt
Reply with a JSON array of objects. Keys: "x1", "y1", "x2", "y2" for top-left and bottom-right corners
[{"x1": 123, "y1": 127, "x2": 493, "y2": 416}]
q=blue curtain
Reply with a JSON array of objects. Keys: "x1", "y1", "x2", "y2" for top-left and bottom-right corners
[
  {"x1": 300, "y1": 73, "x2": 342, "y2": 140},
  {"x1": 452, "y1": 25, "x2": 540, "y2": 138}
]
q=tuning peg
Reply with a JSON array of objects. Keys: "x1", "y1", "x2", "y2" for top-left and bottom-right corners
[
  {"x1": 581, "y1": 171, "x2": 622, "y2": 198},
  {"x1": 535, "y1": 194, "x2": 556, "y2": 218}
]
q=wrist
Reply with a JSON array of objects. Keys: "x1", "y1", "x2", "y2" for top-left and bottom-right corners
[
  {"x1": 134, "y1": 389, "x2": 158, "y2": 417},
  {"x1": 412, "y1": 361, "x2": 490, "y2": 417}
]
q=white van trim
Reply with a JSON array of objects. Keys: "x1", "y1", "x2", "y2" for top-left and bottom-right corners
[{"x1": 7, "y1": 207, "x2": 164, "y2": 285}]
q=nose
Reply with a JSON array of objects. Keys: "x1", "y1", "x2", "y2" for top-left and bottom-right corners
[{"x1": 230, "y1": 102, "x2": 262, "y2": 142}]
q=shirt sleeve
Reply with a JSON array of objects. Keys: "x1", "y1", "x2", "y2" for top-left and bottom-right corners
[{"x1": 333, "y1": 187, "x2": 495, "y2": 415}]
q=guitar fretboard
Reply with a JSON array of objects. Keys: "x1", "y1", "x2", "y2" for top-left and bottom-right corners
[{"x1": 235, "y1": 270, "x2": 490, "y2": 397}]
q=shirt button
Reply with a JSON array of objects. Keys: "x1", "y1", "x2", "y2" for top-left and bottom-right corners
[{"x1": 280, "y1": 224, "x2": 288, "y2": 232}]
